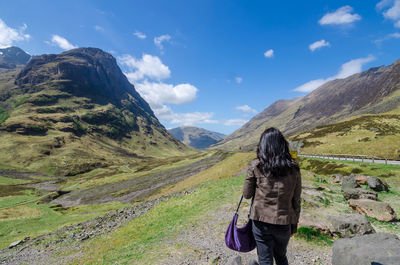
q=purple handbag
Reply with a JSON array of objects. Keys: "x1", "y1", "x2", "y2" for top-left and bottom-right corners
[{"x1": 225, "y1": 196, "x2": 256, "y2": 252}]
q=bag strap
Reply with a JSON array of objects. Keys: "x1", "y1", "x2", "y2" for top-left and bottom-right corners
[
  {"x1": 235, "y1": 195, "x2": 243, "y2": 213},
  {"x1": 235, "y1": 195, "x2": 254, "y2": 218}
]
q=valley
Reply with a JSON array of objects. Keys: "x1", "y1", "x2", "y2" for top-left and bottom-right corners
[{"x1": 1, "y1": 46, "x2": 400, "y2": 265}]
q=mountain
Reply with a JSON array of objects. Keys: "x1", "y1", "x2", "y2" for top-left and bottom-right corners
[
  {"x1": 212, "y1": 58, "x2": 400, "y2": 151},
  {"x1": 0, "y1": 46, "x2": 31, "y2": 72},
  {"x1": 169, "y1": 126, "x2": 225, "y2": 149},
  {"x1": 0, "y1": 47, "x2": 193, "y2": 175}
]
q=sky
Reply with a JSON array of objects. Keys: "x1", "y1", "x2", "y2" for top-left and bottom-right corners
[{"x1": 1, "y1": 0, "x2": 400, "y2": 134}]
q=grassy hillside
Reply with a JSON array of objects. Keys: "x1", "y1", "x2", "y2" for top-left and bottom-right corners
[
  {"x1": 213, "y1": 59, "x2": 400, "y2": 152},
  {"x1": 0, "y1": 48, "x2": 195, "y2": 175},
  {"x1": 291, "y1": 108, "x2": 400, "y2": 159}
]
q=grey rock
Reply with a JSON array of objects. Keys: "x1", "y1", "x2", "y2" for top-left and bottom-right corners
[
  {"x1": 329, "y1": 174, "x2": 344, "y2": 184},
  {"x1": 332, "y1": 233, "x2": 400, "y2": 265},
  {"x1": 348, "y1": 199, "x2": 397, "y2": 222},
  {"x1": 367, "y1": 176, "x2": 389, "y2": 192},
  {"x1": 341, "y1": 175, "x2": 360, "y2": 191},
  {"x1": 343, "y1": 188, "x2": 378, "y2": 201},
  {"x1": 225, "y1": 255, "x2": 243, "y2": 265},
  {"x1": 327, "y1": 214, "x2": 375, "y2": 238},
  {"x1": 299, "y1": 214, "x2": 331, "y2": 235},
  {"x1": 8, "y1": 240, "x2": 22, "y2": 249}
]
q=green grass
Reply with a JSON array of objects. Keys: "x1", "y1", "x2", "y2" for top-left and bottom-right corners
[
  {"x1": 0, "y1": 175, "x2": 33, "y2": 185},
  {"x1": 0, "y1": 191, "x2": 127, "y2": 248},
  {"x1": 299, "y1": 157, "x2": 400, "y2": 178},
  {"x1": 0, "y1": 105, "x2": 8, "y2": 124},
  {"x1": 67, "y1": 153, "x2": 253, "y2": 264},
  {"x1": 295, "y1": 227, "x2": 334, "y2": 246}
]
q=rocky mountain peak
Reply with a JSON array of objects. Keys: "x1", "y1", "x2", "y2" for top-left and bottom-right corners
[
  {"x1": 0, "y1": 46, "x2": 31, "y2": 71},
  {"x1": 14, "y1": 47, "x2": 153, "y2": 115}
]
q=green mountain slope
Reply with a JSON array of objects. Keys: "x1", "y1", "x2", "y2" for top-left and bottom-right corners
[
  {"x1": 168, "y1": 126, "x2": 225, "y2": 149},
  {"x1": 291, "y1": 108, "x2": 400, "y2": 159},
  {"x1": 212, "y1": 59, "x2": 400, "y2": 151},
  {"x1": 0, "y1": 47, "x2": 194, "y2": 175}
]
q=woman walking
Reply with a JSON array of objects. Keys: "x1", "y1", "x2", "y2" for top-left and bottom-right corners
[{"x1": 243, "y1": 127, "x2": 301, "y2": 265}]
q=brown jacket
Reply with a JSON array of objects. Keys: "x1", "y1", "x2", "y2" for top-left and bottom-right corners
[{"x1": 242, "y1": 159, "x2": 302, "y2": 232}]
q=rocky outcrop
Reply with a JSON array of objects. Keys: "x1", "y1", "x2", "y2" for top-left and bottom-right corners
[
  {"x1": 343, "y1": 188, "x2": 377, "y2": 201},
  {"x1": 298, "y1": 214, "x2": 331, "y2": 235},
  {"x1": 341, "y1": 175, "x2": 360, "y2": 191},
  {"x1": 329, "y1": 174, "x2": 344, "y2": 184},
  {"x1": 327, "y1": 214, "x2": 375, "y2": 238},
  {"x1": 366, "y1": 175, "x2": 389, "y2": 192},
  {"x1": 348, "y1": 199, "x2": 396, "y2": 221},
  {"x1": 332, "y1": 233, "x2": 400, "y2": 265},
  {"x1": 354, "y1": 175, "x2": 368, "y2": 185}
]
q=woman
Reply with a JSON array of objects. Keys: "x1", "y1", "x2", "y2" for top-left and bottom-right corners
[{"x1": 243, "y1": 127, "x2": 301, "y2": 265}]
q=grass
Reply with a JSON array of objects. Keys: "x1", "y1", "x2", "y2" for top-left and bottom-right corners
[
  {"x1": 0, "y1": 175, "x2": 33, "y2": 185},
  {"x1": 0, "y1": 190, "x2": 127, "y2": 248},
  {"x1": 299, "y1": 157, "x2": 400, "y2": 178},
  {"x1": 68, "y1": 152, "x2": 254, "y2": 264},
  {"x1": 0, "y1": 105, "x2": 8, "y2": 124},
  {"x1": 292, "y1": 112, "x2": 400, "y2": 159},
  {"x1": 295, "y1": 227, "x2": 334, "y2": 246}
]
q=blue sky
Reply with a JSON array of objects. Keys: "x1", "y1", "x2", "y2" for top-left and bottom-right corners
[{"x1": 1, "y1": 0, "x2": 400, "y2": 134}]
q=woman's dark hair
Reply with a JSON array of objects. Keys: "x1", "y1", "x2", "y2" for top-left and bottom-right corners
[{"x1": 257, "y1": 127, "x2": 299, "y2": 177}]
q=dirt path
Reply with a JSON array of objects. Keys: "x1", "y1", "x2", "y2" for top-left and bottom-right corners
[{"x1": 159, "y1": 203, "x2": 332, "y2": 265}]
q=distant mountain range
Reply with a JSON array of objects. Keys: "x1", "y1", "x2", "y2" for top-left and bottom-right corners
[
  {"x1": 169, "y1": 126, "x2": 225, "y2": 149},
  {"x1": 0, "y1": 47, "x2": 193, "y2": 175},
  {"x1": 212, "y1": 58, "x2": 400, "y2": 151},
  {"x1": 0, "y1": 46, "x2": 30, "y2": 72}
]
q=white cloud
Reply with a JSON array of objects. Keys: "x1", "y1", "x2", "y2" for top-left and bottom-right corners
[
  {"x1": 293, "y1": 79, "x2": 327, "y2": 93},
  {"x1": 119, "y1": 54, "x2": 171, "y2": 82},
  {"x1": 319, "y1": 6, "x2": 361, "y2": 25},
  {"x1": 49, "y1": 34, "x2": 77, "y2": 50},
  {"x1": 383, "y1": 0, "x2": 400, "y2": 20},
  {"x1": 335, "y1": 56, "x2": 375, "y2": 79},
  {"x1": 309, "y1": 39, "x2": 331, "y2": 52},
  {"x1": 378, "y1": 0, "x2": 400, "y2": 27},
  {"x1": 160, "y1": 110, "x2": 217, "y2": 126},
  {"x1": 0, "y1": 19, "x2": 30, "y2": 48},
  {"x1": 377, "y1": 0, "x2": 393, "y2": 10},
  {"x1": 222, "y1": 119, "x2": 248, "y2": 126},
  {"x1": 135, "y1": 81, "x2": 197, "y2": 106},
  {"x1": 374, "y1": 32, "x2": 400, "y2": 44},
  {"x1": 154, "y1": 34, "x2": 171, "y2": 51},
  {"x1": 134, "y1": 31, "x2": 146, "y2": 39},
  {"x1": 294, "y1": 55, "x2": 375, "y2": 92},
  {"x1": 264, "y1": 49, "x2": 274, "y2": 58},
  {"x1": 235, "y1": 77, "x2": 243, "y2": 83},
  {"x1": 235, "y1": 105, "x2": 257, "y2": 114},
  {"x1": 94, "y1": 25, "x2": 104, "y2": 32}
]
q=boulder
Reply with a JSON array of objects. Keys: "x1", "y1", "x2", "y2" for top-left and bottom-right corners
[
  {"x1": 332, "y1": 233, "x2": 400, "y2": 265},
  {"x1": 343, "y1": 188, "x2": 378, "y2": 201},
  {"x1": 299, "y1": 214, "x2": 331, "y2": 235},
  {"x1": 327, "y1": 214, "x2": 375, "y2": 238},
  {"x1": 354, "y1": 175, "x2": 368, "y2": 185},
  {"x1": 366, "y1": 176, "x2": 389, "y2": 192},
  {"x1": 8, "y1": 240, "x2": 22, "y2": 248},
  {"x1": 341, "y1": 175, "x2": 360, "y2": 191},
  {"x1": 329, "y1": 174, "x2": 344, "y2": 184},
  {"x1": 348, "y1": 199, "x2": 396, "y2": 221}
]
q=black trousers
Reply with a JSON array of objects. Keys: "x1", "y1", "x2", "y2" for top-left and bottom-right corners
[{"x1": 252, "y1": 220, "x2": 291, "y2": 265}]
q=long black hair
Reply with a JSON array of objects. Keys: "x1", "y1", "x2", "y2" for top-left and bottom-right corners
[{"x1": 257, "y1": 127, "x2": 299, "y2": 177}]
